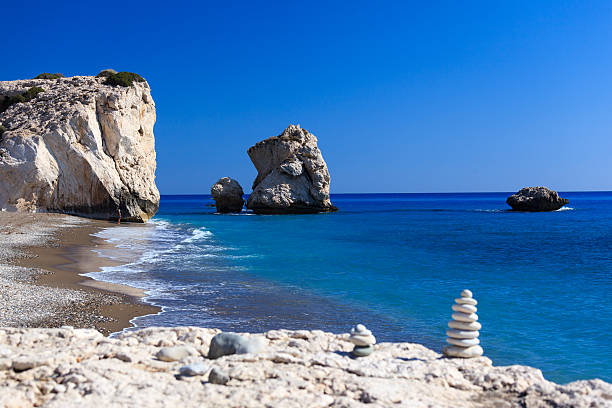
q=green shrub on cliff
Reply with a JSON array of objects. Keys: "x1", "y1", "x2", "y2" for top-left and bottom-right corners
[
  {"x1": 34, "y1": 73, "x2": 64, "y2": 80},
  {"x1": 104, "y1": 72, "x2": 146, "y2": 87},
  {"x1": 96, "y1": 69, "x2": 118, "y2": 78},
  {"x1": 0, "y1": 124, "x2": 6, "y2": 137},
  {"x1": 22, "y1": 87, "x2": 44, "y2": 100},
  {"x1": 0, "y1": 87, "x2": 45, "y2": 114}
]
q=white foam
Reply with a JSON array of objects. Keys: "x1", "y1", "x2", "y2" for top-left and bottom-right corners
[
  {"x1": 86, "y1": 217, "x2": 259, "y2": 333},
  {"x1": 183, "y1": 228, "x2": 212, "y2": 243},
  {"x1": 555, "y1": 206, "x2": 574, "y2": 211}
]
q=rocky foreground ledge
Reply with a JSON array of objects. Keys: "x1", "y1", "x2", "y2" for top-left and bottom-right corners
[{"x1": 0, "y1": 327, "x2": 609, "y2": 407}]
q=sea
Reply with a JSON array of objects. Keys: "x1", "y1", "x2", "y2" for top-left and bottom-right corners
[{"x1": 85, "y1": 192, "x2": 612, "y2": 384}]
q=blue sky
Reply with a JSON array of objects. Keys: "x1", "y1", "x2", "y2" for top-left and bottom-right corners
[{"x1": 3, "y1": 1, "x2": 612, "y2": 193}]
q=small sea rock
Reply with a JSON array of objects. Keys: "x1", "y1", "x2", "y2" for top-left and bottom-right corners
[
  {"x1": 156, "y1": 345, "x2": 197, "y2": 362},
  {"x1": 179, "y1": 363, "x2": 208, "y2": 377},
  {"x1": 208, "y1": 333, "x2": 265, "y2": 359},
  {"x1": 506, "y1": 186, "x2": 569, "y2": 212},
  {"x1": 208, "y1": 367, "x2": 229, "y2": 385},
  {"x1": 210, "y1": 177, "x2": 244, "y2": 213}
]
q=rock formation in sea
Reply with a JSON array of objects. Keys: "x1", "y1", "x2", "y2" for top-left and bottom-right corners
[
  {"x1": 210, "y1": 177, "x2": 244, "y2": 213},
  {"x1": 0, "y1": 73, "x2": 159, "y2": 222},
  {"x1": 246, "y1": 124, "x2": 337, "y2": 214},
  {"x1": 506, "y1": 187, "x2": 569, "y2": 212},
  {"x1": 443, "y1": 289, "x2": 483, "y2": 358},
  {"x1": 0, "y1": 327, "x2": 610, "y2": 407}
]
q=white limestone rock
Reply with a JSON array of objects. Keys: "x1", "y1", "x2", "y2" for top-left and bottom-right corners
[
  {"x1": 0, "y1": 75, "x2": 159, "y2": 222},
  {"x1": 0, "y1": 327, "x2": 608, "y2": 407},
  {"x1": 179, "y1": 363, "x2": 208, "y2": 377},
  {"x1": 246, "y1": 125, "x2": 337, "y2": 214},
  {"x1": 156, "y1": 345, "x2": 198, "y2": 362}
]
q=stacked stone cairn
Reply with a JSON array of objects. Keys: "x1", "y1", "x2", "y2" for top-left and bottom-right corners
[
  {"x1": 349, "y1": 324, "x2": 376, "y2": 357},
  {"x1": 443, "y1": 289, "x2": 484, "y2": 358}
]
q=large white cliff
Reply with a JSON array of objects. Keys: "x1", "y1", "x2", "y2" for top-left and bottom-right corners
[{"x1": 0, "y1": 75, "x2": 159, "y2": 222}]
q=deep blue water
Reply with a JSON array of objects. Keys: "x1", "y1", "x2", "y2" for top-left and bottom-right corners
[{"x1": 88, "y1": 192, "x2": 612, "y2": 384}]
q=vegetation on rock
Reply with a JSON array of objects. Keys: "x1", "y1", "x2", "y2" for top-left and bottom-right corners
[
  {"x1": 104, "y1": 72, "x2": 146, "y2": 87},
  {"x1": 22, "y1": 87, "x2": 44, "y2": 100},
  {"x1": 95, "y1": 69, "x2": 118, "y2": 78},
  {"x1": 34, "y1": 73, "x2": 64, "y2": 80},
  {"x1": 0, "y1": 123, "x2": 6, "y2": 137},
  {"x1": 0, "y1": 87, "x2": 45, "y2": 114}
]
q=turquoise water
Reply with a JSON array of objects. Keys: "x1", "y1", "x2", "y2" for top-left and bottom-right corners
[{"x1": 89, "y1": 193, "x2": 612, "y2": 384}]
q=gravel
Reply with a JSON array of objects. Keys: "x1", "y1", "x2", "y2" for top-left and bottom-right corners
[{"x1": 0, "y1": 212, "x2": 123, "y2": 330}]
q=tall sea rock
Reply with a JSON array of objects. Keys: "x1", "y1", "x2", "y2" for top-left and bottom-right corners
[
  {"x1": 0, "y1": 75, "x2": 159, "y2": 222},
  {"x1": 246, "y1": 125, "x2": 336, "y2": 214}
]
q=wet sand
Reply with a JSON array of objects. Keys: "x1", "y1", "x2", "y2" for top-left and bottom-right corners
[{"x1": 0, "y1": 212, "x2": 159, "y2": 335}]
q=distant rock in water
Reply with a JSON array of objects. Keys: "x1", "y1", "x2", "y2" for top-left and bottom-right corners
[
  {"x1": 0, "y1": 74, "x2": 159, "y2": 222},
  {"x1": 506, "y1": 187, "x2": 569, "y2": 212},
  {"x1": 211, "y1": 177, "x2": 244, "y2": 213},
  {"x1": 246, "y1": 124, "x2": 337, "y2": 214}
]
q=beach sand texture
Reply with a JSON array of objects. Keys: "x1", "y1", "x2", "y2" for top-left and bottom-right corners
[{"x1": 0, "y1": 212, "x2": 158, "y2": 335}]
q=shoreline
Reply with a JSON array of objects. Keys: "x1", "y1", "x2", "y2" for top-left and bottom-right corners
[
  {"x1": 0, "y1": 212, "x2": 159, "y2": 335},
  {"x1": 0, "y1": 212, "x2": 611, "y2": 407}
]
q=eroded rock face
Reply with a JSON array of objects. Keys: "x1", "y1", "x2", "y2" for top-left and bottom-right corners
[
  {"x1": 506, "y1": 187, "x2": 569, "y2": 212},
  {"x1": 210, "y1": 177, "x2": 244, "y2": 213},
  {"x1": 0, "y1": 327, "x2": 609, "y2": 407},
  {"x1": 246, "y1": 125, "x2": 336, "y2": 214},
  {"x1": 0, "y1": 75, "x2": 159, "y2": 222}
]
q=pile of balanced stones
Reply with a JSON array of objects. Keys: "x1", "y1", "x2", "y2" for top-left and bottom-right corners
[
  {"x1": 442, "y1": 289, "x2": 484, "y2": 358},
  {"x1": 349, "y1": 324, "x2": 376, "y2": 357}
]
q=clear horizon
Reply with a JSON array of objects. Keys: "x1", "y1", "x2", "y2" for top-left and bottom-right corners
[
  {"x1": 163, "y1": 189, "x2": 612, "y2": 196},
  {"x1": 4, "y1": 1, "x2": 612, "y2": 194}
]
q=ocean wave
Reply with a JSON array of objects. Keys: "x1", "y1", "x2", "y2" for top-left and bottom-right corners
[
  {"x1": 182, "y1": 227, "x2": 212, "y2": 243},
  {"x1": 88, "y1": 216, "x2": 262, "y2": 334},
  {"x1": 555, "y1": 207, "x2": 575, "y2": 211}
]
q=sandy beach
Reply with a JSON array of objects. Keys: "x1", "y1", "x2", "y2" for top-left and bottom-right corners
[{"x1": 0, "y1": 212, "x2": 159, "y2": 335}]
